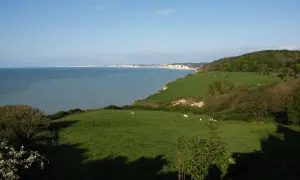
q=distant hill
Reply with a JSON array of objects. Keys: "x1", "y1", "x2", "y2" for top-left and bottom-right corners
[{"x1": 203, "y1": 50, "x2": 300, "y2": 77}]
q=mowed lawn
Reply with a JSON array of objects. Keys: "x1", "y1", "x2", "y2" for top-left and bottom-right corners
[
  {"x1": 147, "y1": 71, "x2": 279, "y2": 101},
  {"x1": 47, "y1": 109, "x2": 279, "y2": 180}
]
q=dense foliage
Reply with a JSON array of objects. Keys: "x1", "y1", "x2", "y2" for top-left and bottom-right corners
[
  {"x1": 203, "y1": 50, "x2": 300, "y2": 77},
  {"x1": 47, "y1": 108, "x2": 84, "y2": 120},
  {"x1": 208, "y1": 80, "x2": 235, "y2": 96},
  {"x1": 203, "y1": 79, "x2": 300, "y2": 124},
  {"x1": 177, "y1": 123, "x2": 232, "y2": 180},
  {"x1": 0, "y1": 105, "x2": 50, "y2": 143},
  {"x1": 287, "y1": 82, "x2": 300, "y2": 125}
]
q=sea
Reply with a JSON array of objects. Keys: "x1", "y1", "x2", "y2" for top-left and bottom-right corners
[{"x1": 0, "y1": 67, "x2": 193, "y2": 114}]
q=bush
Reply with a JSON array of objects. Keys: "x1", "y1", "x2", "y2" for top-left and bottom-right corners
[
  {"x1": 47, "y1": 108, "x2": 84, "y2": 120},
  {"x1": 0, "y1": 139, "x2": 46, "y2": 180},
  {"x1": 67, "y1": 108, "x2": 83, "y2": 114},
  {"x1": 0, "y1": 105, "x2": 50, "y2": 142},
  {"x1": 47, "y1": 111, "x2": 69, "y2": 120},
  {"x1": 178, "y1": 123, "x2": 232, "y2": 180},
  {"x1": 208, "y1": 80, "x2": 234, "y2": 96},
  {"x1": 103, "y1": 105, "x2": 123, "y2": 110}
]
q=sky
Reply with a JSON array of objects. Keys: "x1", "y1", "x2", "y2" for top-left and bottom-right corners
[{"x1": 0, "y1": 0, "x2": 300, "y2": 67}]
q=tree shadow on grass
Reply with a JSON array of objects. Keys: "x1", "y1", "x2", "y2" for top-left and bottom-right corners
[
  {"x1": 225, "y1": 125, "x2": 300, "y2": 180},
  {"x1": 41, "y1": 144, "x2": 176, "y2": 180},
  {"x1": 29, "y1": 120, "x2": 177, "y2": 180},
  {"x1": 48, "y1": 120, "x2": 79, "y2": 145}
]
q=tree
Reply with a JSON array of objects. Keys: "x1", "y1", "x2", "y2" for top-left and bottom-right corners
[
  {"x1": 288, "y1": 83, "x2": 300, "y2": 125},
  {"x1": 1, "y1": 105, "x2": 50, "y2": 142},
  {"x1": 183, "y1": 123, "x2": 232, "y2": 180}
]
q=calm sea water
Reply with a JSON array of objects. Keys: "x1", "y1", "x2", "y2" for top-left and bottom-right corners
[{"x1": 0, "y1": 67, "x2": 192, "y2": 114}]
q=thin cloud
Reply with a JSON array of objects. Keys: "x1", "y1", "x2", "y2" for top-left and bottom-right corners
[{"x1": 157, "y1": 9, "x2": 176, "y2": 15}]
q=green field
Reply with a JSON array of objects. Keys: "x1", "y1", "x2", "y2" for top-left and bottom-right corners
[
  {"x1": 147, "y1": 72, "x2": 279, "y2": 101},
  {"x1": 43, "y1": 71, "x2": 299, "y2": 179},
  {"x1": 46, "y1": 109, "x2": 284, "y2": 180}
]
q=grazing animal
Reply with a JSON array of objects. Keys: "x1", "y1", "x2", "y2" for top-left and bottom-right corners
[
  {"x1": 257, "y1": 83, "x2": 260, "y2": 86},
  {"x1": 131, "y1": 111, "x2": 136, "y2": 115},
  {"x1": 199, "y1": 118, "x2": 202, "y2": 121},
  {"x1": 209, "y1": 118, "x2": 217, "y2": 122},
  {"x1": 183, "y1": 114, "x2": 188, "y2": 118}
]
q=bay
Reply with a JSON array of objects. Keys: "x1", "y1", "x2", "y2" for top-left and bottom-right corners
[{"x1": 0, "y1": 67, "x2": 192, "y2": 114}]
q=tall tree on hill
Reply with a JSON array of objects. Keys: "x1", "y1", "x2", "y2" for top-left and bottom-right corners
[{"x1": 288, "y1": 83, "x2": 300, "y2": 125}]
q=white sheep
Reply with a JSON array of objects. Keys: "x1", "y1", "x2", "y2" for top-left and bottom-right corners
[
  {"x1": 183, "y1": 114, "x2": 188, "y2": 118},
  {"x1": 199, "y1": 118, "x2": 202, "y2": 121},
  {"x1": 131, "y1": 111, "x2": 136, "y2": 115},
  {"x1": 209, "y1": 118, "x2": 217, "y2": 122}
]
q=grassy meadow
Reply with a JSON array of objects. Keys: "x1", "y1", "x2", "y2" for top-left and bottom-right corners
[
  {"x1": 39, "y1": 70, "x2": 300, "y2": 180},
  {"x1": 147, "y1": 71, "x2": 279, "y2": 101},
  {"x1": 45, "y1": 109, "x2": 286, "y2": 180}
]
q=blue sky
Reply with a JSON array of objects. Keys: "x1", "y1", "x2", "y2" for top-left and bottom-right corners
[{"x1": 1, "y1": 0, "x2": 300, "y2": 67}]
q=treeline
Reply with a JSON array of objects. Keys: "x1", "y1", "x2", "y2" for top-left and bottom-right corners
[
  {"x1": 202, "y1": 79, "x2": 300, "y2": 124},
  {"x1": 128, "y1": 79, "x2": 300, "y2": 125},
  {"x1": 203, "y1": 50, "x2": 300, "y2": 78}
]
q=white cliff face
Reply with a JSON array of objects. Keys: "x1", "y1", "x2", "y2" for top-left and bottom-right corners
[
  {"x1": 107, "y1": 64, "x2": 194, "y2": 70},
  {"x1": 170, "y1": 99, "x2": 205, "y2": 107},
  {"x1": 190, "y1": 102, "x2": 204, "y2": 107}
]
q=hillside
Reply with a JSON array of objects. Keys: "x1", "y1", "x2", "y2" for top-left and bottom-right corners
[
  {"x1": 145, "y1": 72, "x2": 278, "y2": 102},
  {"x1": 203, "y1": 50, "x2": 300, "y2": 77},
  {"x1": 133, "y1": 50, "x2": 300, "y2": 123}
]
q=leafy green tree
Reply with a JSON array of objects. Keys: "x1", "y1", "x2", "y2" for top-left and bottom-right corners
[
  {"x1": 0, "y1": 105, "x2": 50, "y2": 142},
  {"x1": 288, "y1": 83, "x2": 300, "y2": 125},
  {"x1": 208, "y1": 80, "x2": 234, "y2": 96},
  {"x1": 184, "y1": 123, "x2": 232, "y2": 180}
]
